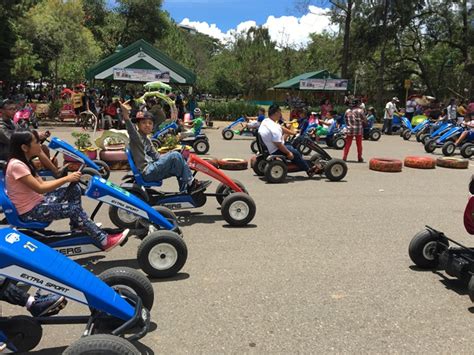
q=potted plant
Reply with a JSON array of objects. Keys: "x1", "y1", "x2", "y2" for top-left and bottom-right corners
[
  {"x1": 63, "y1": 132, "x2": 97, "y2": 170},
  {"x1": 157, "y1": 134, "x2": 181, "y2": 154}
]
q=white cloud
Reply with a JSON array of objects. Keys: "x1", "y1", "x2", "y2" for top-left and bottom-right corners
[{"x1": 179, "y1": 5, "x2": 337, "y2": 47}]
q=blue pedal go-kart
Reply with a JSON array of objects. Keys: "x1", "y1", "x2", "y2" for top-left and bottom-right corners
[
  {"x1": 0, "y1": 163, "x2": 187, "y2": 279},
  {"x1": 419, "y1": 120, "x2": 454, "y2": 145},
  {"x1": 438, "y1": 129, "x2": 474, "y2": 158},
  {"x1": 151, "y1": 121, "x2": 210, "y2": 155},
  {"x1": 400, "y1": 117, "x2": 430, "y2": 141},
  {"x1": 222, "y1": 117, "x2": 258, "y2": 140},
  {"x1": 424, "y1": 125, "x2": 464, "y2": 154},
  {"x1": 110, "y1": 149, "x2": 257, "y2": 228},
  {"x1": 363, "y1": 120, "x2": 382, "y2": 141},
  {"x1": 150, "y1": 121, "x2": 179, "y2": 148},
  {"x1": 0, "y1": 228, "x2": 152, "y2": 353}
]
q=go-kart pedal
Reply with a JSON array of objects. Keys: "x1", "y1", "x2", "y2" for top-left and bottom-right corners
[{"x1": 188, "y1": 179, "x2": 211, "y2": 194}]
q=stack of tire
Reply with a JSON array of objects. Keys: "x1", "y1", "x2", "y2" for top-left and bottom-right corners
[
  {"x1": 99, "y1": 150, "x2": 129, "y2": 170},
  {"x1": 200, "y1": 157, "x2": 248, "y2": 170}
]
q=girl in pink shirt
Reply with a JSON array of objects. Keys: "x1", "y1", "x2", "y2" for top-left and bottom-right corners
[{"x1": 5, "y1": 130, "x2": 127, "y2": 251}]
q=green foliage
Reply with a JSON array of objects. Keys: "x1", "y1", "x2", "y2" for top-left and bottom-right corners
[
  {"x1": 48, "y1": 99, "x2": 62, "y2": 119},
  {"x1": 11, "y1": 38, "x2": 41, "y2": 81},
  {"x1": 201, "y1": 101, "x2": 259, "y2": 121},
  {"x1": 71, "y1": 131, "x2": 93, "y2": 150}
]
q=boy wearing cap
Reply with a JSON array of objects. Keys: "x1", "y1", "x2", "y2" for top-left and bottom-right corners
[
  {"x1": 383, "y1": 97, "x2": 399, "y2": 135},
  {"x1": 120, "y1": 102, "x2": 208, "y2": 193}
]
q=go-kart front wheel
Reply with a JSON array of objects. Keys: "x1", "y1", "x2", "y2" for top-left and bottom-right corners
[
  {"x1": 402, "y1": 129, "x2": 411, "y2": 140},
  {"x1": 252, "y1": 156, "x2": 267, "y2": 176},
  {"x1": 324, "y1": 159, "x2": 347, "y2": 181},
  {"x1": 109, "y1": 206, "x2": 140, "y2": 229},
  {"x1": 222, "y1": 129, "x2": 234, "y2": 140},
  {"x1": 137, "y1": 231, "x2": 187, "y2": 278},
  {"x1": 215, "y1": 180, "x2": 248, "y2": 205},
  {"x1": 424, "y1": 139, "x2": 437, "y2": 153},
  {"x1": 193, "y1": 139, "x2": 209, "y2": 154},
  {"x1": 370, "y1": 129, "x2": 381, "y2": 141},
  {"x1": 442, "y1": 142, "x2": 456, "y2": 156},
  {"x1": 98, "y1": 267, "x2": 154, "y2": 310},
  {"x1": 408, "y1": 229, "x2": 448, "y2": 269},
  {"x1": 3, "y1": 316, "x2": 43, "y2": 353},
  {"x1": 221, "y1": 192, "x2": 256, "y2": 226},
  {"x1": 136, "y1": 206, "x2": 182, "y2": 238},
  {"x1": 461, "y1": 143, "x2": 474, "y2": 158},
  {"x1": 64, "y1": 334, "x2": 140, "y2": 355},
  {"x1": 250, "y1": 140, "x2": 259, "y2": 153},
  {"x1": 333, "y1": 137, "x2": 345, "y2": 150},
  {"x1": 264, "y1": 160, "x2": 288, "y2": 183}
]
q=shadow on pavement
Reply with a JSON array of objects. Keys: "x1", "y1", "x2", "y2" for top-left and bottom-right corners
[
  {"x1": 175, "y1": 211, "x2": 223, "y2": 226},
  {"x1": 29, "y1": 346, "x2": 67, "y2": 354},
  {"x1": 434, "y1": 271, "x2": 468, "y2": 296}
]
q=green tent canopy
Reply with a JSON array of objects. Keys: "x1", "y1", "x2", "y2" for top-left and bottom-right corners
[
  {"x1": 272, "y1": 70, "x2": 340, "y2": 90},
  {"x1": 86, "y1": 39, "x2": 196, "y2": 85}
]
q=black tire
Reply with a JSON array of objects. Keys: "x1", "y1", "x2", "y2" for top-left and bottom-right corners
[
  {"x1": 136, "y1": 206, "x2": 182, "y2": 237},
  {"x1": 421, "y1": 134, "x2": 430, "y2": 145},
  {"x1": 93, "y1": 159, "x2": 111, "y2": 179},
  {"x1": 252, "y1": 156, "x2": 267, "y2": 176},
  {"x1": 467, "y1": 276, "x2": 474, "y2": 302},
  {"x1": 250, "y1": 140, "x2": 258, "y2": 153},
  {"x1": 408, "y1": 229, "x2": 448, "y2": 269},
  {"x1": 441, "y1": 142, "x2": 456, "y2": 156},
  {"x1": 222, "y1": 129, "x2": 234, "y2": 140},
  {"x1": 326, "y1": 137, "x2": 333, "y2": 147},
  {"x1": 460, "y1": 143, "x2": 474, "y2": 158},
  {"x1": 402, "y1": 129, "x2": 411, "y2": 140},
  {"x1": 137, "y1": 231, "x2": 187, "y2": 278},
  {"x1": 109, "y1": 206, "x2": 140, "y2": 229},
  {"x1": 98, "y1": 267, "x2": 154, "y2": 310},
  {"x1": 333, "y1": 137, "x2": 345, "y2": 150},
  {"x1": 221, "y1": 192, "x2": 256, "y2": 226},
  {"x1": 3, "y1": 316, "x2": 42, "y2": 352},
  {"x1": 193, "y1": 139, "x2": 209, "y2": 155},
  {"x1": 324, "y1": 159, "x2": 348, "y2": 181},
  {"x1": 64, "y1": 334, "x2": 140, "y2": 355},
  {"x1": 215, "y1": 179, "x2": 248, "y2": 205},
  {"x1": 264, "y1": 160, "x2": 287, "y2": 183},
  {"x1": 415, "y1": 131, "x2": 423, "y2": 142},
  {"x1": 370, "y1": 129, "x2": 381, "y2": 141},
  {"x1": 424, "y1": 139, "x2": 437, "y2": 153}
]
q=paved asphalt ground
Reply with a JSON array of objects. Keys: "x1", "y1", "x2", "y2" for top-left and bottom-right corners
[{"x1": 3, "y1": 124, "x2": 474, "y2": 354}]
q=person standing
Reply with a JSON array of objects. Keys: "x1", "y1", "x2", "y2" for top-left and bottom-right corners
[
  {"x1": 405, "y1": 96, "x2": 417, "y2": 123},
  {"x1": 383, "y1": 97, "x2": 399, "y2": 135},
  {"x1": 71, "y1": 86, "x2": 85, "y2": 126},
  {"x1": 446, "y1": 98, "x2": 458, "y2": 122},
  {"x1": 343, "y1": 99, "x2": 366, "y2": 163}
]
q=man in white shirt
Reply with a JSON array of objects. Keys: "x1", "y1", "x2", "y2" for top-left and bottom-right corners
[
  {"x1": 258, "y1": 104, "x2": 318, "y2": 177},
  {"x1": 383, "y1": 97, "x2": 399, "y2": 135}
]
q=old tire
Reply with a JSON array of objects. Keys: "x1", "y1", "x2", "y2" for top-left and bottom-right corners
[
  {"x1": 215, "y1": 179, "x2": 248, "y2": 205},
  {"x1": 201, "y1": 156, "x2": 219, "y2": 168},
  {"x1": 98, "y1": 267, "x2": 154, "y2": 310},
  {"x1": 218, "y1": 158, "x2": 248, "y2": 170},
  {"x1": 250, "y1": 140, "x2": 259, "y2": 153},
  {"x1": 222, "y1": 129, "x2": 234, "y2": 140},
  {"x1": 324, "y1": 159, "x2": 347, "y2": 181},
  {"x1": 403, "y1": 156, "x2": 436, "y2": 169},
  {"x1": 264, "y1": 160, "x2": 287, "y2": 183},
  {"x1": 193, "y1": 139, "x2": 209, "y2": 155},
  {"x1": 221, "y1": 192, "x2": 256, "y2": 226},
  {"x1": 64, "y1": 334, "x2": 140, "y2": 355},
  {"x1": 436, "y1": 157, "x2": 469, "y2": 169},
  {"x1": 251, "y1": 155, "x2": 266, "y2": 176},
  {"x1": 408, "y1": 229, "x2": 448, "y2": 269},
  {"x1": 369, "y1": 157, "x2": 403, "y2": 172},
  {"x1": 424, "y1": 139, "x2": 437, "y2": 153},
  {"x1": 137, "y1": 231, "x2": 187, "y2": 278},
  {"x1": 441, "y1": 142, "x2": 456, "y2": 156},
  {"x1": 460, "y1": 143, "x2": 474, "y2": 158}
]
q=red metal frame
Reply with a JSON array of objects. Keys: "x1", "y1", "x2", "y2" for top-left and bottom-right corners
[{"x1": 188, "y1": 154, "x2": 243, "y2": 193}]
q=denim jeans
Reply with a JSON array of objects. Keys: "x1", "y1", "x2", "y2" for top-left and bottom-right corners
[
  {"x1": 143, "y1": 151, "x2": 194, "y2": 191},
  {"x1": 382, "y1": 119, "x2": 392, "y2": 134},
  {"x1": 275, "y1": 144, "x2": 310, "y2": 172}
]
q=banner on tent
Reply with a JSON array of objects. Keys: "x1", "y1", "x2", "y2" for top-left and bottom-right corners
[
  {"x1": 113, "y1": 68, "x2": 170, "y2": 82},
  {"x1": 300, "y1": 79, "x2": 348, "y2": 91}
]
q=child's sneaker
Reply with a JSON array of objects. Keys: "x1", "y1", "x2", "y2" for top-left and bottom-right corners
[
  {"x1": 101, "y1": 229, "x2": 129, "y2": 252},
  {"x1": 29, "y1": 293, "x2": 67, "y2": 317}
]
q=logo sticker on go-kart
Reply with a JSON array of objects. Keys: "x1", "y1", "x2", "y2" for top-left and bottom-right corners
[
  {"x1": 105, "y1": 181, "x2": 130, "y2": 196},
  {"x1": 5, "y1": 232, "x2": 20, "y2": 244},
  {"x1": 98, "y1": 195, "x2": 148, "y2": 218}
]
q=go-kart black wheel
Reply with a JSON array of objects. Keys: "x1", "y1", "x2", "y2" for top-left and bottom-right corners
[
  {"x1": 467, "y1": 276, "x2": 474, "y2": 302},
  {"x1": 442, "y1": 142, "x2": 456, "y2": 156},
  {"x1": 250, "y1": 140, "x2": 258, "y2": 153},
  {"x1": 216, "y1": 179, "x2": 248, "y2": 205},
  {"x1": 137, "y1": 230, "x2": 187, "y2": 278},
  {"x1": 402, "y1": 129, "x2": 411, "y2": 140},
  {"x1": 93, "y1": 159, "x2": 110, "y2": 179},
  {"x1": 221, "y1": 192, "x2": 256, "y2": 226},
  {"x1": 98, "y1": 267, "x2": 154, "y2": 310},
  {"x1": 408, "y1": 229, "x2": 448, "y2": 269},
  {"x1": 136, "y1": 206, "x2": 182, "y2": 238},
  {"x1": 151, "y1": 138, "x2": 162, "y2": 150},
  {"x1": 264, "y1": 160, "x2": 287, "y2": 183},
  {"x1": 326, "y1": 137, "x2": 333, "y2": 147},
  {"x1": 460, "y1": 143, "x2": 474, "y2": 158},
  {"x1": 324, "y1": 159, "x2": 347, "y2": 181},
  {"x1": 252, "y1": 156, "x2": 267, "y2": 176},
  {"x1": 222, "y1": 129, "x2": 234, "y2": 140},
  {"x1": 415, "y1": 131, "x2": 423, "y2": 142},
  {"x1": 424, "y1": 139, "x2": 437, "y2": 153},
  {"x1": 193, "y1": 139, "x2": 209, "y2": 154},
  {"x1": 109, "y1": 206, "x2": 140, "y2": 229},
  {"x1": 370, "y1": 129, "x2": 382, "y2": 141},
  {"x1": 420, "y1": 134, "x2": 430, "y2": 145},
  {"x1": 334, "y1": 137, "x2": 345, "y2": 150},
  {"x1": 64, "y1": 334, "x2": 140, "y2": 355},
  {"x1": 3, "y1": 316, "x2": 42, "y2": 352},
  {"x1": 79, "y1": 167, "x2": 101, "y2": 193}
]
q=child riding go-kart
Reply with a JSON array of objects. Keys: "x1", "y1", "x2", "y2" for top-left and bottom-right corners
[
  {"x1": 408, "y1": 177, "x2": 474, "y2": 303},
  {"x1": 399, "y1": 116, "x2": 430, "y2": 141},
  {"x1": 0, "y1": 162, "x2": 187, "y2": 279},
  {"x1": 424, "y1": 123, "x2": 465, "y2": 154},
  {"x1": 0, "y1": 228, "x2": 152, "y2": 353},
  {"x1": 222, "y1": 116, "x2": 259, "y2": 140}
]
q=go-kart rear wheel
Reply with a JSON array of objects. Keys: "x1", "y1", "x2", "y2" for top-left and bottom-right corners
[
  {"x1": 324, "y1": 159, "x2": 347, "y2": 181},
  {"x1": 334, "y1": 137, "x2": 345, "y2": 150},
  {"x1": 3, "y1": 316, "x2": 42, "y2": 352},
  {"x1": 221, "y1": 192, "x2": 256, "y2": 226},
  {"x1": 93, "y1": 159, "x2": 111, "y2": 179},
  {"x1": 460, "y1": 143, "x2": 474, "y2": 158},
  {"x1": 193, "y1": 139, "x2": 209, "y2": 155},
  {"x1": 252, "y1": 156, "x2": 267, "y2": 176},
  {"x1": 64, "y1": 334, "x2": 140, "y2": 355},
  {"x1": 424, "y1": 139, "x2": 437, "y2": 153},
  {"x1": 370, "y1": 129, "x2": 381, "y2": 141},
  {"x1": 442, "y1": 142, "x2": 456, "y2": 156},
  {"x1": 250, "y1": 140, "x2": 258, "y2": 153},
  {"x1": 109, "y1": 206, "x2": 140, "y2": 229},
  {"x1": 98, "y1": 267, "x2": 154, "y2": 310},
  {"x1": 137, "y1": 231, "x2": 187, "y2": 278},
  {"x1": 402, "y1": 129, "x2": 411, "y2": 140},
  {"x1": 80, "y1": 167, "x2": 101, "y2": 189},
  {"x1": 264, "y1": 160, "x2": 287, "y2": 183},
  {"x1": 467, "y1": 276, "x2": 474, "y2": 302},
  {"x1": 216, "y1": 179, "x2": 248, "y2": 205},
  {"x1": 136, "y1": 206, "x2": 182, "y2": 237},
  {"x1": 222, "y1": 129, "x2": 234, "y2": 140},
  {"x1": 408, "y1": 229, "x2": 448, "y2": 269}
]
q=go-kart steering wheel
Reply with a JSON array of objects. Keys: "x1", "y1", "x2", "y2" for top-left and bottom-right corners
[{"x1": 59, "y1": 165, "x2": 100, "y2": 202}]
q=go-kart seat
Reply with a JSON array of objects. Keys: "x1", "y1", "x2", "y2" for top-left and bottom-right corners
[
  {"x1": 0, "y1": 173, "x2": 49, "y2": 229},
  {"x1": 256, "y1": 133, "x2": 288, "y2": 160},
  {"x1": 125, "y1": 149, "x2": 162, "y2": 188}
]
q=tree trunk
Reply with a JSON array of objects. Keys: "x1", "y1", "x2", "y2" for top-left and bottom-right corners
[
  {"x1": 341, "y1": 0, "x2": 353, "y2": 79},
  {"x1": 376, "y1": 0, "x2": 389, "y2": 109}
]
